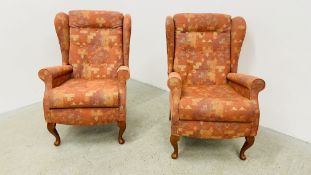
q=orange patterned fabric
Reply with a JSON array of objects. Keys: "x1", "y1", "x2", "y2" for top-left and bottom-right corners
[
  {"x1": 179, "y1": 85, "x2": 257, "y2": 122},
  {"x1": 174, "y1": 13, "x2": 231, "y2": 32},
  {"x1": 172, "y1": 121, "x2": 253, "y2": 139},
  {"x1": 38, "y1": 65, "x2": 73, "y2": 88},
  {"x1": 166, "y1": 13, "x2": 265, "y2": 139},
  {"x1": 69, "y1": 10, "x2": 123, "y2": 28},
  {"x1": 173, "y1": 14, "x2": 231, "y2": 86},
  {"x1": 167, "y1": 72, "x2": 182, "y2": 123},
  {"x1": 69, "y1": 10, "x2": 123, "y2": 79},
  {"x1": 55, "y1": 13, "x2": 70, "y2": 65},
  {"x1": 227, "y1": 73, "x2": 265, "y2": 102},
  {"x1": 166, "y1": 16, "x2": 175, "y2": 74},
  {"x1": 39, "y1": 10, "x2": 131, "y2": 126},
  {"x1": 48, "y1": 108, "x2": 120, "y2": 125},
  {"x1": 49, "y1": 79, "x2": 119, "y2": 108},
  {"x1": 123, "y1": 14, "x2": 131, "y2": 67},
  {"x1": 38, "y1": 65, "x2": 72, "y2": 81},
  {"x1": 117, "y1": 66, "x2": 130, "y2": 81},
  {"x1": 231, "y1": 17, "x2": 246, "y2": 73}
]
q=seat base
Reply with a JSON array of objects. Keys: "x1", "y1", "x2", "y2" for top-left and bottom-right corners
[
  {"x1": 47, "y1": 108, "x2": 121, "y2": 125},
  {"x1": 172, "y1": 120, "x2": 255, "y2": 139},
  {"x1": 49, "y1": 79, "x2": 120, "y2": 109},
  {"x1": 179, "y1": 85, "x2": 258, "y2": 123}
]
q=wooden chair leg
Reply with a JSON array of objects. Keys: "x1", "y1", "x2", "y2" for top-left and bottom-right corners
[
  {"x1": 47, "y1": 123, "x2": 61, "y2": 146},
  {"x1": 170, "y1": 135, "x2": 180, "y2": 159},
  {"x1": 240, "y1": 136, "x2": 255, "y2": 160},
  {"x1": 169, "y1": 111, "x2": 171, "y2": 120},
  {"x1": 117, "y1": 121, "x2": 126, "y2": 144}
]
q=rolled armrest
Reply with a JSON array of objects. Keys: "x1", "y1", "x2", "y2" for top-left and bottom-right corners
[
  {"x1": 227, "y1": 73, "x2": 265, "y2": 100},
  {"x1": 167, "y1": 72, "x2": 182, "y2": 90},
  {"x1": 227, "y1": 73, "x2": 265, "y2": 91},
  {"x1": 38, "y1": 65, "x2": 73, "y2": 81},
  {"x1": 117, "y1": 66, "x2": 130, "y2": 81},
  {"x1": 167, "y1": 72, "x2": 182, "y2": 123}
]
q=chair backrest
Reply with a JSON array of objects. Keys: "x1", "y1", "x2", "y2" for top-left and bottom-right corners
[
  {"x1": 166, "y1": 13, "x2": 246, "y2": 86},
  {"x1": 54, "y1": 10, "x2": 131, "y2": 79}
]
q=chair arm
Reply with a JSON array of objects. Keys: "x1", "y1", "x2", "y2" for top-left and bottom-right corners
[
  {"x1": 117, "y1": 66, "x2": 130, "y2": 81},
  {"x1": 38, "y1": 65, "x2": 73, "y2": 81},
  {"x1": 167, "y1": 72, "x2": 182, "y2": 123},
  {"x1": 227, "y1": 73, "x2": 265, "y2": 100},
  {"x1": 167, "y1": 72, "x2": 182, "y2": 90}
]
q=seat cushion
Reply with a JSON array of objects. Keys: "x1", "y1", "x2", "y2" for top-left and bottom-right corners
[
  {"x1": 179, "y1": 85, "x2": 257, "y2": 122},
  {"x1": 49, "y1": 79, "x2": 119, "y2": 108}
]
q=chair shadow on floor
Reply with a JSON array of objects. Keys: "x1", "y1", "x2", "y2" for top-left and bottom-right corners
[
  {"x1": 62, "y1": 124, "x2": 118, "y2": 145},
  {"x1": 178, "y1": 137, "x2": 246, "y2": 161},
  {"x1": 176, "y1": 130, "x2": 284, "y2": 162}
]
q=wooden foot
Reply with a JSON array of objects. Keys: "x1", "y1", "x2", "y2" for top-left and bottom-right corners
[
  {"x1": 170, "y1": 135, "x2": 180, "y2": 159},
  {"x1": 240, "y1": 136, "x2": 255, "y2": 160},
  {"x1": 47, "y1": 123, "x2": 61, "y2": 146},
  {"x1": 117, "y1": 121, "x2": 126, "y2": 144}
]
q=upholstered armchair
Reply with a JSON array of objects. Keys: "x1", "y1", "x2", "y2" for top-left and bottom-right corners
[
  {"x1": 38, "y1": 10, "x2": 131, "y2": 145},
  {"x1": 166, "y1": 13, "x2": 265, "y2": 160}
]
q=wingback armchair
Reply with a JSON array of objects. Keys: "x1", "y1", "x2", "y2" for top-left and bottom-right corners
[
  {"x1": 166, "y1": 13, "x2": 265, "y2": 159},
  {"x1": 38, "y1": 10, "x2": 131, "y2": 145}
]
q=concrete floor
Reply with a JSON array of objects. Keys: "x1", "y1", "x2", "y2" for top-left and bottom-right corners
[{"x1": 0, "y1": 80, "x2": 310, "y2": 175}]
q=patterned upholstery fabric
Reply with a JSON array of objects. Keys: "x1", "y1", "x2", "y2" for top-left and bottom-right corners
[
  {"x1": 48, "y1": 108, "x2": 120, "y2": 125},
  {"x1": 172, "y1": 121, "x2": 253, "y2": 139},
  {"x1": 166, "y1": 13, "x2": 265, "y2": 139},
  {"x1": 69, "y1": 10, "x2": 123, "y2": 28},
  {"x1": 49, "y1": 79, "x2": 119, "y2": 108},
  {"x1": 123, "y1": 14, "x2": 131, "y2": 67},
  {"x1": 69, "y1": 10, "x2": 124, "y2": 79},
  {"x1": 54, "y1": 13, "x2": 70, "y2": 65},
  {"x1": 179, "y1": 85, "x2": 257, "y2": 122},
  {"x1": 173, "y1": 14, "x2": 231, "y2": 86},
  {"x1": 231, "y1": 17, "x2": 246, "y2": 73},
  {"x1": 166, "y1": 16, "x2": 175, "y2": 74},
  {"x1": 39, "y1": 10, "x2": 131, "y2": 126}
]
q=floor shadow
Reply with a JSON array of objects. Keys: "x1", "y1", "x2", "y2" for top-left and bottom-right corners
[
  {"x1": 62, "y1": 124, "x2": 117, "y2": 145},
  {"x1": 178, "y1": 137, "x2": 244, "y2": 161}
]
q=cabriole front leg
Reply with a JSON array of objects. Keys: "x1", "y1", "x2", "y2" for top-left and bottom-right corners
[
  {"x1": 47, "y1": 123, "x2": 61, "y2": 146},
  {"x1": 240, "y1": 136, "x2": 255, "y2": 160},
  {"x1": 170, "y1": 135, "x2": 180, "y2": 159},
  {"x1": 117, "y1": 121, "x2": 126, "y2": 144}
]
